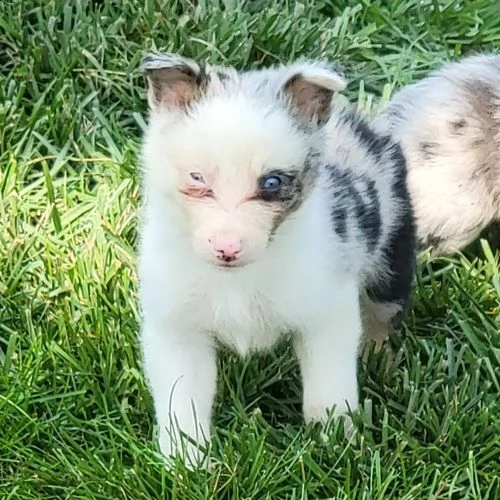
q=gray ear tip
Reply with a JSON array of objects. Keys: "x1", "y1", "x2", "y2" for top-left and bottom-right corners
[
  {"x1": 292, "y1": 58, "x2": 348, "y2": 89},
  {"x1": 139, "y1": 52, "x2": 181, "y2": 71},
  {"x1": 139, "y1": 52, "x2": 171, "y2": 72},
  {"x1": 319, "y1": 59, "x2": 347, "y2": 84},
  {"x1": 329, "y1": 62, "x2": 346, "y2": 79},
  {"x1": 309, "y1": 57, "x2": 344, "y2": 72},
  {"x1": 139, "y1": 52, "x2": 202, "y2": 77},
  {"x1": 139, "y1": 54, "x2": 157, "y2": 72}
]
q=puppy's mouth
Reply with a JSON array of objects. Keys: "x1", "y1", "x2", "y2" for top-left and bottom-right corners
[{"x1": 215, "y1": 261, "x2": 246, "y2": 269}]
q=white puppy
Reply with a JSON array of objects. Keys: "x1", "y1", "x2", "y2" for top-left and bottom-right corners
[
  {"x1": 137, "y1": 53, "x2": 415, "y2": 466},
  {"x1": 376, "y1": 53, "x2": 500, "y2": 255}
]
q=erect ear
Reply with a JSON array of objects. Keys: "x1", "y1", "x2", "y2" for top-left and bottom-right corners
[
  {"x1": 282, "y1": 60, "x2": 347, "y2": 125},
  {"x1": 140, "y1": 53, "x2": 208, "y2": 112}
]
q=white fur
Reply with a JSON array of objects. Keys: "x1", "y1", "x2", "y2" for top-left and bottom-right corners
[
  {"x1": 138, "y1": 54, "x2": 412, "y2": 467},
  {"x1": 139, "y1": 173, "x2": 362, "y2": 465}
]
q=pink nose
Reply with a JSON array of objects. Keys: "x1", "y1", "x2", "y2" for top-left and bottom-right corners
[{"x1": 211, "y1": 237, "x2": 242, "y2": 262}]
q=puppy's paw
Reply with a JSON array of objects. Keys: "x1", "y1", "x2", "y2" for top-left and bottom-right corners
[
  {"x1": 159, "y1": 430, "x2": 211, "y2": 471},
  {"x1": 305, "y1": 404, "x2": 358, "y2": 444}
]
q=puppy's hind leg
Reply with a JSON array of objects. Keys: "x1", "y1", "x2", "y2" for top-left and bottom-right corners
[
  {"x1": 360, "y1": 293, "x2": 407, "y2": 360},
  {"x1": 362, "y1": 211, "x2": 416, "y2": 357}
]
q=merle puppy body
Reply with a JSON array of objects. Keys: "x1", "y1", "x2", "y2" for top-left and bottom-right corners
[
  {"x1": 376, "y1": 54, "x2": 500, "y2": 255},
  {"x1": 138, "y1": 53, "x2": 415, "y2": 466}
]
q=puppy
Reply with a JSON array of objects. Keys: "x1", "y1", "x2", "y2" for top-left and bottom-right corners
[
  {"x1": 375, "y1": 54, "x2": 500, "y2": 255},
  {"x1": 137, "y1": 53, "x2": 415, "y2": 467}
]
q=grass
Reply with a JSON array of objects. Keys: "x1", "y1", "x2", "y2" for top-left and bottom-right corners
[{"x1": 1, "y1": 0, "x2": 500, "y2": 497}]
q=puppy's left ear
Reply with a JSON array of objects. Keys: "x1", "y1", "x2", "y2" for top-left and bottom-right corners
[{"x1": 282, "y1": 61, "x2": 347, "y2": 125}]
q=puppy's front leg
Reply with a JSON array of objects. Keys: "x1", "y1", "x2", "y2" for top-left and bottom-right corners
[
  {"x1": 295, "y1": 281, "x2": 362, "y2": 425},
  {"x1": 141, "y1": 322, "x2": 216, "y2": 468}
]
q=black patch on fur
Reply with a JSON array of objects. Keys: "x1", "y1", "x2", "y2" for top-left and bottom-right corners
[
  {"x1": 341, "y1": 112, "x2": 392, "y2": 163},
  {"x1": 420, "y1": 141, "x2": 438, "y2": 160},
  {"x1": 326, "y1": 166, "x2": 381, "y2": 251},
  {"x1": 451, "y1": 119, "x2": 467, "y2": 134},
  {"x1": 366, "y1": 145, "x2": 416, "y2": 306},
  {"x1": 332, "y1": 209, "x2": 347, "y2": 241},
  {"x1": 358, "y1": 179, "x2": 381, "y2": 252},
  {"x1": 216, "y1": 70, "x2": 229, "y2": 82}
]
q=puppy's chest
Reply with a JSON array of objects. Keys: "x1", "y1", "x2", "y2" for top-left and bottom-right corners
[
  {"x1": 191, "y1": 271, "x2": 318, "y2": 356},
  {"x1": 204, "y1": 287, "x2": 283, "y2": 354}
]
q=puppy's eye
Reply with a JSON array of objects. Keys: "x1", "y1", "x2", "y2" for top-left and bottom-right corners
[
  {"x1": 258, "y1": 171, "x2": 295, "y2": 202},
  {"x1": 261, "y1": 175, "x2": 282, "y2": 192},
  {"x1": 190, "y1": 172, "x2": 205, "y2": 184},
  {"x1": 180, "y1": 171, "x2": 213, "y2": 198}
]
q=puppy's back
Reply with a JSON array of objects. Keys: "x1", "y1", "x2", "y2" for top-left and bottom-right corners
[{"x1": 377, "y1": 54, "x2": 500, "y2": 255}]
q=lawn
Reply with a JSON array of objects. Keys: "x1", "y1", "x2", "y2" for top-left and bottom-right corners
[{"x1": 1, "y1": 0, "x2": 500, "y2": 498}]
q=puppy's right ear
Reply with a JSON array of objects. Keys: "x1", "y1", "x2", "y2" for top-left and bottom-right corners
[{"x1": 140, "y1": 53, "x2": 208, "y2": 112}]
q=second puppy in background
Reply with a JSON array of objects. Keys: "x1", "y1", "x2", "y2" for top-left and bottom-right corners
[{"x1": 376, "y1": 53, "x2": 500, "y2": 256}]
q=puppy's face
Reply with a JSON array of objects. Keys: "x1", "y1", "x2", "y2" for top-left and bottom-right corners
[
  {"x1": 165, "y1": 99, "x2": 313, "y2": 267},
  {"x1": 141, "y1": 54, "x2": 346, "y2": 268}
]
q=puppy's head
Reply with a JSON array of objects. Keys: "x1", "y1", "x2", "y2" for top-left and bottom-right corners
[{"x1": 141, "y1": 53, "x2": 346, "y2": 268}]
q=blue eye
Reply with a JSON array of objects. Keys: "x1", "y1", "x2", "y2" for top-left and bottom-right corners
[
  {"x1": 262, "y1": 175, "x2": 282, "y2": 191},
  {"x1": 258, "y1": 171, "x2": 295, "y2": 201}
]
